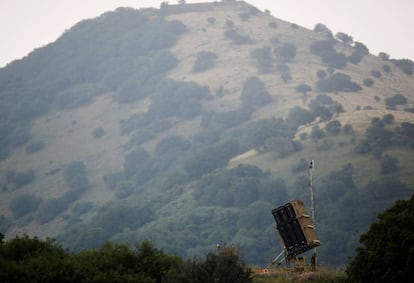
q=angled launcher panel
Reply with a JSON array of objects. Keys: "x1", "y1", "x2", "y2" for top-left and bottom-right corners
[{"x1": 271, "y1": 200, "x2": 320, "y2": 259}]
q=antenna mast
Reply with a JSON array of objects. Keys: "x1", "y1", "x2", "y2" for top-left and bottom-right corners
[{"x1": 309, "y1": 160, "x2": 317, "y2": 271}]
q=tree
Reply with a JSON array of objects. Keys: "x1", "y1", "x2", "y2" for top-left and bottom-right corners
[
  {"x1": 295, "y1": 83, "x2": 312, "y2": 95},
  {"x1": 186, "y1": 249, "x2": 252, "y2": 283},
  {"x1": 275, "y1": 42, "x2": 297, "y2": 61},
  {"x1": 250, "y1": 47, "x2": 273, "y2": 73},
  {"x1": 380, "y1": 154, "x2": 399, "y2": 174},
  {"x1": 192, "y1": 51, "x2": 218, "y2": 72},
  {"x1": 240, "y1": 77, "x2": 271, "y2": 108},
  {"x1": 347, "y1": 194, "x2": 414, "y2": 282},
  {"x1": 335, "y1": 32, "x2": 353, "y2": 45}
]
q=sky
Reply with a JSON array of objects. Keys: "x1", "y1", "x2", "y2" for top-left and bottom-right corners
[{"x1": 1, "y1": 0, "x2": 413, "y2": 68}]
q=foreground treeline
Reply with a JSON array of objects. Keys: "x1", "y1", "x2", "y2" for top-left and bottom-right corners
[{"x1": 0, "y1": 235, "x2": 252, "y2": 283}]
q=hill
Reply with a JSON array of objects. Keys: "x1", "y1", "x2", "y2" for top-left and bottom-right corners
[{"x1": 1, "y1": 1, "x2": 414, "y2": 267}]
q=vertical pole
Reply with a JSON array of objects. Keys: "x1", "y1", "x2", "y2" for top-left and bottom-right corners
[{"x1": 309, "y1": 160, "x2": 317, "y2": 271}]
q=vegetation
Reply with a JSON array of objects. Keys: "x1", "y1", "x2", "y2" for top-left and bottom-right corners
[
  {"x1": 316, "y1": 72, "x2": 362, "y2": 93},
  {"x1": 240, "y1": 77, "x2": 271, "y2": 109},
  {"x1": 0, "y1": 235, "x2": 253, "y2": 283},
  {"x1": 1, "y1": 1, "x2": 414, "y2": 275},
  {"x1": 192, "y1": 51, "x2": 218, "y2": 72},
  {"x1": 347, "y1": 194, "x2": 414, "y2": 282}
]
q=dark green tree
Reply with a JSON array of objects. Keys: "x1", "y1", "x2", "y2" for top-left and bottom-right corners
[
  {"x1": 240, "y1": 77, "x2": 271, "y2": 109},
  {"x1": 186, "y1": 248, "x2": 252, "y2": 283},
  {"x1": 295, "y1": 83, "x2": 312, "y2": 95},
  {"x1": 275, "y1": 42, "x2": 297, "y2": 61},
  {"x1": 347, "y1": 194, "x2": 414, "y2": 283}
]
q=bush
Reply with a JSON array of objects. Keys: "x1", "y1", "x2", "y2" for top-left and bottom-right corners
[
  {"x1": 335, "y1": 32, "x2": 353, "y2": 45},
  {"x1": 192, "y1": 51, "x2": 218, "y2": 72},
  {"x1": 275, "y1": 42, "x2": 297, "y2": 61},
  {"x1": 185, "y1": 249, "x2": 252, "y2": 283},
  {"x1": 347, "y1": 195, "x2": 414, "y2": 282},
  {"x1": 250, "y1": 47, "x2": 273, "y2": 73},
  {"x1": 287, "y1": 106, "x2": 315, "y2": 128},
  {"x1": 354, "y1": 41, "x2": 369, "y2": 55},
  {"x1": 380, "y1": 154, "x2": 399, "y2": 174},
  {"x1": 295, "y1": 83, "x2": 312, "y2": 95},
  {"x1": 9, "y1": 194, "x2": 42, "y2": 218},
  {"x1": 382, "y1": 113, "x2": 394, "y2": 124},
  {"x1": 25, "y1": 141, "x2": 45, "y2": 154},
  {"x1": 382, "y1": 64, "x2": 391, "y2": 73},
  {"x1": 310, "y1": 125, "x2": 325, "y2": 141},
  {"x1": 321, "y1": 51, "x2": 348, "y2": 69},
  {"x1": 385, "y1": 94, "x2": 407, "y2": 109},
  {"x1": 317, "y1": 69, "x2": 328, "y2": 79},
  {"x1": 240, "y1": 77, "x2": 271, "y2": 109},
  {"x1": 391, "y1": 58, "x2": 414, "y2": 75},
  {"x1": 92, "y1": 127, "x2": 105, "y2": 138},
  {"x1": 223, "y1": 29, "x2": 253, "y2": 45},
  {"x1": 370, "y1": 70, "x2": 382, "y2": 78},
  {"x1": 316, "y1": 72, "x2": 362, "y2": 93},
  {"x1": 363, "y1": 78, "x2": 374, "y2": 87},
  {"x1": 268, "y1": 21, "x2": 277, "y2": 28},
  {"x1": 6, "y1": 170, "x2": 35, "y2": 189},
  {"x1": 348, "y1": 51, "x2": 364, "y2": 64},
  {"x1": 310, "y1": 39, "x2": 335, "y2": 56},
  {"x1": 325, "y1": 120, "x2": 342, "y2": 135},
  {"x1": 64, "y1": 161, "x2": 90, "y2": 193}
]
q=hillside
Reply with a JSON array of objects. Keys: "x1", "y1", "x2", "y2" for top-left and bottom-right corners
[{"x1": 1, "y1": 1, "x2": 414, "y2": 267}]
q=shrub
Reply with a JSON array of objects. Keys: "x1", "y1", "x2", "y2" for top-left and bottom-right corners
[
  {"x1": 224, "y1": 29, "x2": 253, "y2": 45},
  {"x1": 240, "y1": 77, "x2": 271, "y2": 109},
  {"x1": 268, "y1": 21, "x2": 277, "y2": 28},
  {"x1": 370, "y1": 70, "x2": 382, "y2": 78},
  {"x1": 382, "y1": 113, "x2": 394, "y2": 124},
  {"x1": 317, "y1": 69, "x2": 328, "y2": 79},
  {"x1": 321, "y1": 51, "x2": 348, "y2": 69},
  {"x1": 347, "y1": 195, "x2": 414, "y2": 282},
  {"x1": 354, "y1": 41, "x2": 369, "y2": 55},
  {"x1": 275, "y1": 42, "x2": 297, "y2": 61},
  {"x1": 363, "y1": 78, "x2": 374, "y2": 87},
  {"x1": 316, "y1": 72, "x2": 362, "y2": 92},
  {"x1": 9, "y1": 194, "x2": 42, "y2": 218},
  {"x1": 64, "y1": 161, "x2": 90, "y2": 193},
  {"x1": 25, "y1": 141, "x2": 45, "y2": 154},
  {"x1": 314, "y1": 23, "x2": 332, "y2": 36},
  {"x1": 348, "y1": 51, "x2": 364, "y2": 64},
  {"x1": 295, "y1": 83, "x2": 312, "y2": 95},
  {"x1": 325, "y1": 120, "x2": 342, "y2": 135},
  {"x1": 382, "y1": 64, "x2": 391, "y2": 73},
  {"x1": 391, "y1": 58, "x2": 414, "y2": 75},
  {"x1": 310, "y1": 40, "x2": 335, "y2": 56},
  {"x1": 287, "y1": 106, "x2": 315, "y2": 128},
  {"x1": 6, "y1": 170, "x2": 35, "y2": 189},
  {"x1": 192, "y1": 51, "x2": 218, "y2": 72},
  {"x1": 335, "y1": 32, "x2": 353, "y2": 45},
  {"x1": 250, "y1": 47, "x2": 273, "y2": 73},
  {"x1": 378, "y1": 52, "x2": 390, "y2": 60},
  {"x1": 380, "y1": 154, "x2": 399, "y2": 174},
  {"x1": 92, "y1": 127, "x2": 105, "y2": 138},
  {"x1": 225, "y1": 19, "x2": 234, "y2": 27},
  {"x1": 207, "y1": 17, "x2": 216, "y2": 24},
  {"x1": 343, "y1": 124, "x2": 353, "y2": 134},
  {"x1": 310, "y1": 125, "x2": 325, "y2": 141},
  {"x1": 385, "y1": 94, "x2": 407, "y2": 109}
]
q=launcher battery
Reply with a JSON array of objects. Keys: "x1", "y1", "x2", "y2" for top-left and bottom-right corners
[{"x1": 271, "y1": 200, "x2": 320, "y2": 259}]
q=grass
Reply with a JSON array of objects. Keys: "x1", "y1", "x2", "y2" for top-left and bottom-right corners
[{"x1": 252, "y1": 267, "x2": 347, "y2": 283}]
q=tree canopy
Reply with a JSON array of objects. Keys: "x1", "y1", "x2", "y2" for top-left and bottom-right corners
[{"x1": 347, "y1": 194, "x2": 414, "y2": 282}]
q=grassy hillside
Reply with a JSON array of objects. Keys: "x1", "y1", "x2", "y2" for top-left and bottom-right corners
[{"x1": 0, "y1": 1, "x2": 413, "y2": 267}]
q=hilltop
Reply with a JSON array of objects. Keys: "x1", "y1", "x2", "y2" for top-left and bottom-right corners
[{"x1": 0, "y1": 1, "x2": 413, "y2": 267}]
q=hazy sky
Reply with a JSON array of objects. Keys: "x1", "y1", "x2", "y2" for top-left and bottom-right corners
[{"x1": 1, "y1": 0, "x2": 413, "y2": 67}]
